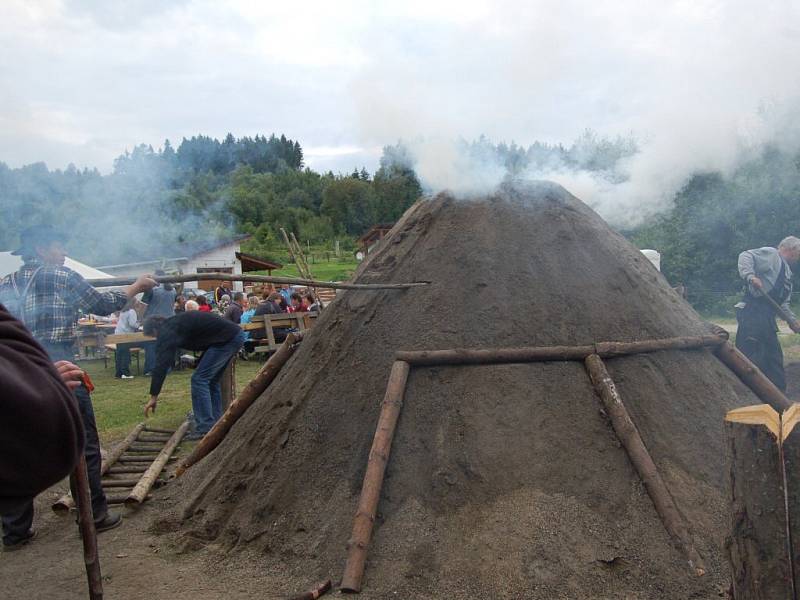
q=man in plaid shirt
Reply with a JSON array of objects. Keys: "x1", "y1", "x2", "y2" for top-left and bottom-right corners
[{"x1": 0, "y1": 226, "x2": 156, "y2": 550}]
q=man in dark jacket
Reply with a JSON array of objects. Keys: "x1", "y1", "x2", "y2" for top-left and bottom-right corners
[
  {"x1": 223, "y1": 292, "x2": 245, "y2": 324},
  {"x1": 0, "y1": 226, "x2": 156, "y2": 547},
  {"x1": 735, "y1": 236, "x2": 800, "y2": 391},
  {"x1": 142, "y1": 311, "x2": 245, "y2": 439},
  {"x1": 0, "y1": 304, "x2": 85, "y2": 543}
]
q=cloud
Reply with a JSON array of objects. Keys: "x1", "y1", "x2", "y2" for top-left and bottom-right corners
[{"x1": 2, "y1": 0, "x2": 800, "y2": 225}]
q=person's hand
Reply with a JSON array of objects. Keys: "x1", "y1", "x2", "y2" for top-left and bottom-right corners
[
  {"x1": 750, "y1": 276, "x2": 764, "y2": 290},
  {"x1": 54, "y1": 360, "x2": 84, "y2": 390},
  {"x1": 128, "y1": 274, "x2": 158, "y2": 297},
  {"x1": 791, "y1": 320, "x2": 800, "y2": 334},
  {"x1": 144, "y1": 395, "x2": 158, "y2": 417}
]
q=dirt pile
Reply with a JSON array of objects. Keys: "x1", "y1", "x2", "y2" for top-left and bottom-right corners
[{"x1": 163, "y1": 181, "x2": 756, "y2": 599}]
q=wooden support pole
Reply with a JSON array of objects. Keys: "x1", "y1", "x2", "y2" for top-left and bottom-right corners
[
  {"x1": 714, "y1": 341, "x2": 792, "y2": 412},
  {"x1": 125, "y1": 420, "x2": 189, "y2": 505},
  {"x1": 396, "y1": 334, "x2": 727, "y2": 367},
  {"x1": 175, "y1": 332, "x2": 304, "y2": 477},
  {"x1": 584, "y1": 354, "x2": 706, "y2": 576},
  {"x1": 53, "y1": 422, "x2": 146, "y2": 513},
  {"x1": 220, "y1": 358, "x2": 236, "y2": 411},
  {"x1": 72, "y1": 457, "x2": 103, "y2": 600},
  {"x1": 726, "y1": 405, "x2": 796, "y2": 599},
  {"x1": 143, "y1": 426, "x2": 177, "y2": 434},
  {"x1": 341, "y1": 360, "x2": 411, "y2": 593},
  {"x1": 86, "y1": 272, "x2": 429, "y2": 291}
]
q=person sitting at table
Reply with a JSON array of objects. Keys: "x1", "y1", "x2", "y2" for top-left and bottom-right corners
[
  {"x1": 223, "y1": 292, "x2": 244, "y2": 324},
  {"x1": 113, "y1": 300, "x2": 140, "y2": 379},
  {"x1": 288, "y1": 292, "x2": 307, "y2": 313},
  {"x1": 196, "y1": 295, "x2": 212, "y2": 312},
  {"x1": 240, "y1": 295, "x2": 259, "y2": 327},
  {"x1": 174, "y1": 295, "x2": 187, "y2": 313},
  {"x1": 303, "y1": 293, "x2": 319, "y2": 312},
  {"x1": 184, "y1": 299, "x2": 199, "y2": 311}
]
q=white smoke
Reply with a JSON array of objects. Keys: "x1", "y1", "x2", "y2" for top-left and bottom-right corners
[{"x1": 350, "y1": 0, "x2": 800, "y2": 226}]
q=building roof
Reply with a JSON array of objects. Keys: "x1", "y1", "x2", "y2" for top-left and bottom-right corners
[
  {"x1": 236, "y1": 252, "x2": 283, "y2": 272},
  {"x1": 0, "y1": 252, "x2": 113, "y2": 279},
  {"x1": 356, "y1": 223, "x2": 395, "y2": 246},
  {"x1": 97, "y1": 234, "x2": 252, "y2": 269}
]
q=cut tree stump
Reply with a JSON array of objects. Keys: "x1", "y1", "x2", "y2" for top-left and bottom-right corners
[{"x1": 726, "y1": 404, "x2": 796, "y2": 599}]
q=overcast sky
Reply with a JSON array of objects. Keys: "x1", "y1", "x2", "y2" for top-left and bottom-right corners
[{"x1": 2, "y1": 0, "x2": 800, "y2": 210}]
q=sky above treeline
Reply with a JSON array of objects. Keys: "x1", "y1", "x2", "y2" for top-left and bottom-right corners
[{"x1": 2, "y1": 0, "x2": 800, "y2": 200}]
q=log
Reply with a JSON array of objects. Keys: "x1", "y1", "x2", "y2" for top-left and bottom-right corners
[
  {"x1": 143, "y1": 426, "x2": 177, "y2": 434},
  {"x1": 726, "y1": 405, "x2": 794, "y2": 599},
  {"x1": 71, "y1": 457, "x2": 104, "y2": 600},
  {"x1": 125, "y1": 420, "x2": 190, "y2": 505},
  {"x1": 102, "y1": 478, "x2": 163, "y2": 488},
  {"x1": 584, "y1": 354, "x2": 705, "y2": 576},
  {"x1": 105, "y1": 466, "x2": 149, "y2": 474},
  {"x1": 396, "y1": 334, "x2": 727, "y2": 366},
  {"x1": 86, "y1": 272, "x2": 429, "y2": 291},
  {"x1": 175, "y1": 332, "x2": 304, "y2": 477},
  {"x1": 714, "y1": 341, "x2": 792, "y2": 412},
  {"x1": 341, "y1": 360, "x2": 411, "y2": 593},
  {"x1": 107, "y1": 493, "x2": 150, "y2": 504},
  {"x1": 287, "y1": 579, "x2": 332, "y2": 600},
  {"x1": 53, "y1": 422, "x2": 146, "y2": 514}
]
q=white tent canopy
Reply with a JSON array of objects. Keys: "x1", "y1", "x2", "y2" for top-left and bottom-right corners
[{"x1": 0, "y1": 252, "x2": 113, "y2": 280}]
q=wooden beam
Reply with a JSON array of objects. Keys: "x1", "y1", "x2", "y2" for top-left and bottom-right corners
[
  {"x1": 396, "y1": 334, "x2": 727, "y2": 367},
  {"x1": 585, "y1": 354, "x2": 705, "y2": 576},
  {"x1": 341, "y1": 361, "x2": 410, "y2": 593},
  {"x1": 714, "y1": 341, "x2": 792, "y2": 412},
  {"x1": 86, "y1": 272, "x2": 429, "y2": 291}
]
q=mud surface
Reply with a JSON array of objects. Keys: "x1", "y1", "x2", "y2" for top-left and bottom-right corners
[{"x1": 148, "y1": 182, "x2": 760, "y2": 599}]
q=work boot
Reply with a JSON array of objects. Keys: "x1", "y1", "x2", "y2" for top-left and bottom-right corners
[
  {"x1": 2, "y1": 529, "x2": 36, "y2": 552},
  {"x1": 95, "y1": 512, "x2": 123, "y2": 533}
]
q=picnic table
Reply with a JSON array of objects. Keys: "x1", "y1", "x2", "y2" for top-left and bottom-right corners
[
  {"x1": 241, "y1": 312, "x2": 318, "y2": 353},
  {"x1": 75, "y1": 320, "x2": 118, "y2": 357}
]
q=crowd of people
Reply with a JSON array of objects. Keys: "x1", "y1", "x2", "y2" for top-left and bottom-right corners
[{"x1": 0, "y1": 226, "x2": 325, "y2": 551}]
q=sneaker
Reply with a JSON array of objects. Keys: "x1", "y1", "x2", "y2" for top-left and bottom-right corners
[
  {"x1": 95, "y1": 512, "x2": 123, "y2": 533},
  {"x1": 3, "y1": 529, "x2": 36, "y2": 551},
  {"x1": 121, "y1": 374, "x2": 134, "y2": 380}
]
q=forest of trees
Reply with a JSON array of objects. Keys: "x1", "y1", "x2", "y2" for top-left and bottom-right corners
[
  {"x1": 2, "y1": 130, "x2": 800, "y2": 315},
  {"x1": 0, "y1": 133, "x2": 422, "y2": 265}
]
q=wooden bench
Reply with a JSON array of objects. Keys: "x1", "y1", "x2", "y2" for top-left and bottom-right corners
[{"x1": 241, "y1": 312, "x2": 318, "y2": 354}]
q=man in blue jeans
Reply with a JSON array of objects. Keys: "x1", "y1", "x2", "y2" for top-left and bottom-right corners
[{"x1": 142, "y1": 311, "x2": 245, "y2": 440}]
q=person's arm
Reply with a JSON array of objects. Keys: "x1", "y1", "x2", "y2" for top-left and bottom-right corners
[
  {"x1": 738, "y1": 250, "x2": 757, "y2": 284},
  {"x1": 64, "y1": 271, "x2": 157, "y2": 316},
  {"x1": 0, "y1": 305, "x2": 84, "y2": 511},
  {"x1": 145, "y1": 336, "x2": 180, "y2": 415}
]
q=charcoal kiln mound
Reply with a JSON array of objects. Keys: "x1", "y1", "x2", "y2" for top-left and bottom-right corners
[{"x1": 163, "y1": 181, "x2": 756, "y2": 599}]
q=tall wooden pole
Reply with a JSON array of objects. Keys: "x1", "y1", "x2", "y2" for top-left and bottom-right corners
[
  {"x1": 220, "y1": 359, "x2": 236, "y2": 411},
  {"x1": 72, "y1": 457, "x2": 103, "y2": 600},
  {"x1": 340, "y1": 361, "x2": 411, "y2": 593},
  {"x1": 86, "y1": 272, "x2": 428, "y2": 291},
  {"x1": 714, "y1": 341, "x2": 792, "y2": 412}
]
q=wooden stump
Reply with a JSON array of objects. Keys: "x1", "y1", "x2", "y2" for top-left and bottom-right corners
[{"x1": 726, "y1": 405, "x2": 795, "y2": 599}]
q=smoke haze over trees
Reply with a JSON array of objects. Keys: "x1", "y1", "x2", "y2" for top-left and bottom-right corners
[{"x1": 2, "y1": 129, "x2": 800, "y2": 316}]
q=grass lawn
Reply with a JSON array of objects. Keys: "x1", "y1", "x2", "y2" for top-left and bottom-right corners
[
  {"x1": 80, "y1": 357, "x2": 264, "y2": 444},
  {"x1": 270, "y1": 259, "x2": 360, "y2": 282}
]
